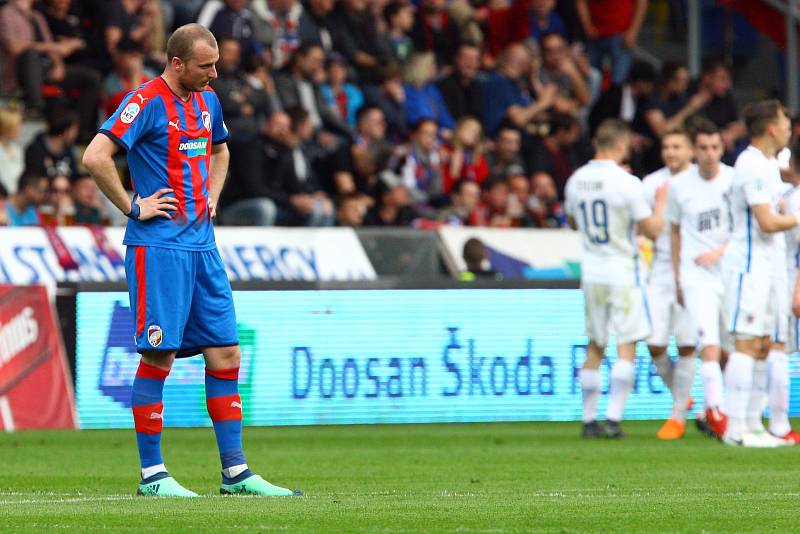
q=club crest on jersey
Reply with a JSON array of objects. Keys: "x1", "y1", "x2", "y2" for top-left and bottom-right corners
[
  {"x1": 178, "y1": 136, "x2": 208, "y2": 158},
  {"x1": 147, "y1": 325, "x2": 163, "y2": 347},
  {"x1": 202, "y1": 110, "x2": 212, "y2": 132},
  {"x1": 120, "y1": 102, "x2": 141, "y2": 124}
]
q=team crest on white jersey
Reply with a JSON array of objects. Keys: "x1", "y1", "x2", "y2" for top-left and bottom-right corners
[
  {"x1": 148, "y1": 325, "x2": 163, "y2": 347},
  {"x1": 202, "y1": 110, "x2": 211, "y2": 132},
  {"x1": 120, "y1": 102, "x2": 141, "y2": 124}
]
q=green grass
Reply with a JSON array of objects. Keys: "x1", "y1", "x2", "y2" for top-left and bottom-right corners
[{"x1": 0, "y1": 421, "x2": 798, "y2": 533}]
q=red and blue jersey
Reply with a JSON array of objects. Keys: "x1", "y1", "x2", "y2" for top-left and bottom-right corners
[{"x1": 99, "y1": 77, "x2": 229, "y2": 251}]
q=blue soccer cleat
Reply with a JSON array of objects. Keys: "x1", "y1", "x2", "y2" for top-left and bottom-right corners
[
  {"x1": 137, "y1": 473, "x2": 199, "y2": 497},
  {"x1": 220, "y1": 472, "x2": 302, "y2": 496}
]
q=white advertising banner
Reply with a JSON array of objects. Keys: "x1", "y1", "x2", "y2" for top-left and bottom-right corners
[
  {"x1": 438, "y1": 227, "x2": 582, "y2": 279},
  {"x1": 0, "y1": 227, "x2": 375, "y2": 284}
]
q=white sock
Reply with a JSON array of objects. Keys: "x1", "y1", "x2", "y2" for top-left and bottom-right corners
[
  {"x1": 580, "y1": 368, "x2": 601, "y2": 423},
  {"x1": 767, "y1": 349, "x2": 791, "y2": 436},
  {"x1": 222, "y1": 463, "x2": 249, "y2": 479},
  {"x1": 724, "y1": 352, "x2": 754, "y2": 436},
  {"x1": 605, "y1": 359, "x2": 634, "y2": 422},
  {"x1": 651, "y1": 354, "x2": 674, "y2": 393},
  {"x1": 141, "y1": 463, "x2": 167, "y2": 480},
  {"x1": 671, "y1": 356, "x2": 696, "y2": 422},
  {"x1": 700, "y1": 360, "x2": 724, "y2": 410},
  {"x1": 746, "y1": 359, "x2": 768, "y2": 432}
]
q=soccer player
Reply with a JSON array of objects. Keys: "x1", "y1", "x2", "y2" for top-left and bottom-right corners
[
  {"x1": 720, "y1": 99, "x2": 800, "y2": 447},
  {"x1": 641, "y1": 129, "x2": 697, "y2": 439},
  {"x1": 565, "y1": 119, "x2": 667, "y2": 438},
  {"x1": 82, "y1": 24, "x2": 301, "y2": 496},
  {"x1": 666, "y1": 120, "x2": 732, "y2": 439}
]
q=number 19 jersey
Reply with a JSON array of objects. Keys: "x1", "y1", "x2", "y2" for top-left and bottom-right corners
[{"x1": 565, "y1": 160, "x2": 652, "y2": 286}]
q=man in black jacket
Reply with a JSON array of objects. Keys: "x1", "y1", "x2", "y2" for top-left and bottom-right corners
[{"x1": 437, "y1": 43, "x2": 483, "y2": 121}]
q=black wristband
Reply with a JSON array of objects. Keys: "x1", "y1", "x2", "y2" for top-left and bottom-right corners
[{"x1": 127, "y1": 195, "x2": 141, "y2": 220}]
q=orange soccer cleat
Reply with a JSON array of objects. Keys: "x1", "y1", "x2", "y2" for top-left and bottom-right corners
[
  {"x1": 776, "y1": 429, "x2": 800, "y2": 445},
  {"x1": 657, "y1": 418, "x2": 686, "y2": 440},
  {"x1": 705, "y1": 407, "x2": 728, "y2": 438}
]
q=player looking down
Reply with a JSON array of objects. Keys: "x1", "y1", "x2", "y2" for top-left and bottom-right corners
[{"x1": 82, "y1": 24, "x2": 301, "y2": 496}]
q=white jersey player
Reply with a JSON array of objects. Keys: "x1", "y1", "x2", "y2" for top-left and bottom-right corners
[
  {"x1": 720, "y1": 100, "x2": 800, "y2": 447},
  {"x1": 641, "y1": 129, "x2": 697, "y2": 439},
  {"x1": 666, "y1": 121, "x2": 732, "y2": 439},
  {"x1": 565, "y1": 119, "x2": 667, "y2": 439}
]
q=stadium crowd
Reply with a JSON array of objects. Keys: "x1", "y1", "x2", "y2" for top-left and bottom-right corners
[{"x1": 0, "y1": 0, "x2": 757, "y2": 228}]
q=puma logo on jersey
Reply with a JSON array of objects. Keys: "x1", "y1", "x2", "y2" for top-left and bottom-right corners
[
  {"x1": 230, "y1": 401, "x2": 242, "y2": 409},
  {"x1": 149, "y1": 412, "x2": 163, "y2": 420},
  {"x1": 168, "y1": 120, "x2": 181, "y2": 131},
  {"x1": 136, "y1": 94, "x2": 148, "y2": 104}
]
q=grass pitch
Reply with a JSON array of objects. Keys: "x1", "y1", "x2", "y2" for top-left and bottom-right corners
[{"x1": 0, "y1": 421, "x2": 798, "y2": 533}]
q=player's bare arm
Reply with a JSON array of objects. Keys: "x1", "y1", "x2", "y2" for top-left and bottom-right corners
[
  {"x1": 207, "y1": 142, "x2": 230, "y2": 219},
  {"x1": 750, "y1": 203, "x2": 800, "y2": 233},
  {"x1": 670, "y1": 223, "x2": 683, "y2": 306},
  {"x1": 82, "y1": 134, "x2": 179, "y2": 220},
  {"x1": 639, "y1": 182, "x2": 668, "y2": 240}
]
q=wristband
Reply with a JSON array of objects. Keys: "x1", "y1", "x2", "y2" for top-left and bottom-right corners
[{"x1": 127, "y1": 195, "x2": 141, "y2": 220}]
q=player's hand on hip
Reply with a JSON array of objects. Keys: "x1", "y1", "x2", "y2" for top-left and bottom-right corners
[{"x1": 138, "y1": 188, "x2": 179, "y2": 220}]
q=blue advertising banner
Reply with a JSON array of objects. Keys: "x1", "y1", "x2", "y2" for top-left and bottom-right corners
[{"x1": 75, "y1": 290, "x2": 800, "y2": 428}]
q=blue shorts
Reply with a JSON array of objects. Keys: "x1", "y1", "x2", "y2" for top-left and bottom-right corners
[{"x1": 125, "y1": 246, "x2": 238, "y2": 358}]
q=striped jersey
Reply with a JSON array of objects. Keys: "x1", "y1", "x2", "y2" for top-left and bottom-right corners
[{"x1": 99, "y1": 77, "x2": 229, "y2": 250}]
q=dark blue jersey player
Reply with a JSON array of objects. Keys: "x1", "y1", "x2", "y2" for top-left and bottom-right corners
[{"x1": 83, "y1": 23, "x2": 300, "y2": 498}]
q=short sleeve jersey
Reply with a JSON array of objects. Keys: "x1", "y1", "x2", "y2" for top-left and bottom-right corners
[
  {"x1": 722, "y1": 145, "x2": 782, "y2": 275},
  {"x1": 666, "y1": 164, "x2": 733, "y2": 288},
  {"x1": 783, "y1": 185, "x2": 800, "y2": 275},
  {"x1": 99, "y1": 77, "x2": 229, "y2": 250},
  {"x1": 565, "y1": 159, "x2": 652, "y2": 286},
  {"x1": 642, "y1": 165, "x2": 694, "y2": 280}
]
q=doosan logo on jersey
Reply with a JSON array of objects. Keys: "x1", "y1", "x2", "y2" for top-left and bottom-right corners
[{"x1": 178, "y1": 137, "x2": 208, "y2": 157}]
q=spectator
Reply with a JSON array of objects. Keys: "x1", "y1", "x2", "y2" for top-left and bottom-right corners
[
  {"x1": 24, "y1": 107, "x2": 81, "y2": 182},
  {"x1": 576, "y1": 0, "x2": 648, "y2": 85},
  {"x1": 329, "y1": 0, "x2": 388, "y2": 82},
  {"x1": 459, "y1": 237, "x2": 500, "y2": 280},
  {"x1": 353, "y1": 106, "x2": 389, "y2": 149},
  {"x1": 441, "y1": 116, "x2": 489, "y2": 193},
  {"x1": 474, "y1": 175, "x2": 512, "y2": 227},
  {"x1": 482, "y1": 0, "x2": 531, "y2": 60},
  {"x1": 5, "y1": 172, "x2": 46, "y2": 226},
  {"x1": 506, "y1": 171, "x2": 533, "y2": 226},
  {"x1": 482, "y1": 42, "x2": 556, "y2": 137},
  {"x1": 274, "y1": 42, "x2": 351, "y2": 146},
  {"x1": 528, "y1": 172, "x2": 568, "y2": 228},
  {"x1": 39, "y1": 173, "x2": 74, "y2": 226},
  {"x1": 436, "y1": 43, "x2": 484, "y2": 122},
  {"x1": 527, "y1": 112, "x2": 582, "y2": 200},
  {"x1": 335, "y1": 192, "x2": 366, "y2": 226},
  {"x1": 539, "y1": 32, "x2": 591, "y2": 114},
  {"x1": 643, "y1": 61, "x2": 711, "y2": 139},
  {"x1": 693, "y1": 60, "x2": 745, "y2": 153},
  {"x1": 363, "y1": 172, "x2": 418, "y2": 226},
  {"x1": 212, "y1": 37, "x2": 274, "y2": 141},
  {"x1": 102, "y1": 37, "x2": 156, "y2": 117},
  {"x1": 529, "y1": 0, "x2": 568, "y2": 42},
  {"x1": 380, "y1": 0, "x2": 416, "y2": 66},
  {"x1": 402, "y1": 52, "x2": 455, "y2": 133},
  {"x1": 72, "y1": 175, "x2": 108, "y2": 225},
  {"x1": 103, "y1": 0, "x2": 163, "y2": 63},
  {"x1": 437, "y1": 178, "x2": 481, "y2": 226},
  {"x1": 298, "y1": 0, "x2": 336, "y2": 53},
  {"x1": 202, "y1": 0, "x2": 261, "y2": 64},
  {"x1": 250, "y1": 0, "x2": 304, "y2": 70},
  {"x1": 0, "y1": 0, "x2": 100, "y2": 140},
  {"x1": 363, "y1": 63, "x2": 408, "y2": 140},
  {"x1": 0, "y1": 108, "x2": 24, "y2": 197},
  {"x1": 321, "y1": 53, "x2": 364, "y2": 129},
  {"x1": 410, "y1": 0, "x2": 460, "y2": 67},
  {"x1": 42, "y1": 0, "x2": 90, "y2": 66},
  {"x1": 399, "y1": 118, "x2": 444, "y2": 209},
  {"x1": 485, "y1": 126, "x2": 526, "y2": 177}
]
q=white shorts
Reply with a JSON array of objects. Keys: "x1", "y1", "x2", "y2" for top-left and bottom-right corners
[
  {"x1": 647, "y1": 278, "x2": 696, "y2": 347},
  {"x1": 582, "y1": 282, "x2": 651, "y2": 347},
  {"x1": 773, "y1": 270, "x2": 789, "y2": 344},
  {"x1": 724, "y1": 270, "x2": 777, "y2": 338},
  {"x1": 683, "y1": 282, "x2": 729, "y2": 351}
]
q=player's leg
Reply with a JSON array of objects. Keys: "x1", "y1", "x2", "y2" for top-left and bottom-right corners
[
  {"x1": 647, "y1": 282, "x2": 675, "y2": 394},
  {"x1": 603, "y1": 285, "x2": 651, "y2": 438},
  {"x1": 580, "y1": 283, "x2": 607, "y2": 437},
  {"x1": 186, "y1": 249, "x2": 301, "y2": 495},
  {"x1": 769, "y1": 316, "x2": 800, "y2": 443},
  {"x1": 657, "y1": 299, "x2": 697, "y2": 439},
  {"x1": 126, "y1": 246, "x2": 197, "y2": 497}
]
